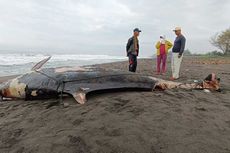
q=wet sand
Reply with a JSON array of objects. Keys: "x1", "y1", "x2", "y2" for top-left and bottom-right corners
[{"x1": 0, "y1": 56, "x2": 230, "y2": 153}]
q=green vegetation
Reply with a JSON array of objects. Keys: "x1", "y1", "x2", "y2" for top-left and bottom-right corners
[
  {"x1": 183, "y1": 50, "x2": 227, "y2": 57},
  {"x1": 183, "y1": 27, "x2": 230, "y2": 57},
  {"x1": 210, "y1": 27, "x2": 230, "y2": 55}
]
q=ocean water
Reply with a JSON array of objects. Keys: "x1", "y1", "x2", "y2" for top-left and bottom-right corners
[{"x1": 0, "y1": 53, "x2": 129, "y2": 77}]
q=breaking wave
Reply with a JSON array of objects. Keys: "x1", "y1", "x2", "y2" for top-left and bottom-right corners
[
  {"x1": 0, "y1": 53, "x2": 126, "y2": 66},
  {"x1": 0, "y1": 53, "x2": 127, "y2": 76}
]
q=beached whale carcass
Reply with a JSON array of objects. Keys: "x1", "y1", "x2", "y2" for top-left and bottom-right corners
[
  {"x1": 0, "y1": 57, "x2": 221, "y2": 104},
  {"x1": 0, "y1": 57, "x2": 159, "y2": 104}
]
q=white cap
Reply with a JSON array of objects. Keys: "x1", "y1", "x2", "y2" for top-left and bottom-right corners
[
  {"x1": 173, "y1": 27, "x2": 182, "y2": 31},
  {"x1": 160, "y1": 35, "x2": 166, "y2": 39}
]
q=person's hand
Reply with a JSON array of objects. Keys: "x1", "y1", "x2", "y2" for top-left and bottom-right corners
[{"x1": 178, "y1": 54, "x2": 182, "y2": 58}]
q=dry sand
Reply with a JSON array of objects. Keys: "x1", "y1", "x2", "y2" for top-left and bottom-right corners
[{"x1": 0, "y1": 56, "x2": 230, "y2": 153}]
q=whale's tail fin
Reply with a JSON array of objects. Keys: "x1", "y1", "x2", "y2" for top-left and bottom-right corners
[{"x1": 31, "y1": 56, "x2": 51, "y2": 71}]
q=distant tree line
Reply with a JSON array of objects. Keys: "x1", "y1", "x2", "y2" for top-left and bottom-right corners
[
  {"x1": 182, "y1": 27, "x2": 230, "y2": 56},
  {"x1": 183, "y1": 49, "x2": 224, "y2": 56},
  {"x1": 210, "y1": 27, "x2": 230, "y2": 55}
]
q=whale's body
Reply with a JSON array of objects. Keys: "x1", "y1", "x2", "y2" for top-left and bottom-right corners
[
  {"x1": 0, "y1": 65, "x2": 157, "y2": 104},
  {"x1": 0, "y1": 57, "x2": 221, "y2": 104}
]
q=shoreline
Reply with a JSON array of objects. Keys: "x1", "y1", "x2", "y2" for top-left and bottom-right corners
[
  {"x1": 0, "y1": 57, "x2": 152, "y2": 79},
  {"x1": 1, "y1": 55, "x2": 230, "y2": 79}
]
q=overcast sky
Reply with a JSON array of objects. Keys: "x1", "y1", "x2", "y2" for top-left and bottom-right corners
[{"x1": 0, "y1": 0, "x2": 229, "y2": 56}]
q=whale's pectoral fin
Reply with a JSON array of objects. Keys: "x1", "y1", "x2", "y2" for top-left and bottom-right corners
[
  {"x1": 71, "y1": 91, "x2": 87, "y2": 104},
  {"x1": 31, "y1": 56, "x2": 51, "y2": 71},
  {"x1": 69, "y1": 88, "x2": 91, "y2": 104}
]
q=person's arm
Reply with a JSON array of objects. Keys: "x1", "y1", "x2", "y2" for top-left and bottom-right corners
[
  {"x1": 155, "y1": 41, "x2": 160, "y2": 49},
  {"x1": 167, "y1": 41, "x2": 173, "y2": 50},
  {"x1": 137, "y1": 42, "x2": 139, "y2": 56},
  {"x1": 126, "y1": 38, "x2": 132, "y2": 52},
  {"x1": 179, "y1": 37, "x2": 186, "y2": 56}
]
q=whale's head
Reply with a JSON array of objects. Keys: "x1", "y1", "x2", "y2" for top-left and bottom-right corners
[
  {"x1": 0, "y1": 81, "x2": 9, "y2": 100},
  {"x1": 0, "y1": 78, "x2": 27, "y2": 100}
]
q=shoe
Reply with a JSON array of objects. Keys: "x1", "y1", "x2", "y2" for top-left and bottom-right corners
[
  {"x1": 161, "y1": 73, "x2": 166, "y2": 76},
  {"x1": 156, "y1": 72, "x2": 160, "y2": 75}
]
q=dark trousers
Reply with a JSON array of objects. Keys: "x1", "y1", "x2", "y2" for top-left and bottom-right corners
[{"x1": 128, "y1": 54, "x2": 137, "y2": 72}]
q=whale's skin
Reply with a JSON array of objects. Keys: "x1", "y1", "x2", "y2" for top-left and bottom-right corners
[{"x1": 0, "y1": 66, "x2": 157, "y2": 104}]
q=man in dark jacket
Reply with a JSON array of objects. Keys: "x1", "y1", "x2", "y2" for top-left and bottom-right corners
[
  {"x1": 170, "y1": 27, "x2": 186, "y2": 80},
  {"x1": 126, "y1": 28, "x2": 141, "y2": 72}
]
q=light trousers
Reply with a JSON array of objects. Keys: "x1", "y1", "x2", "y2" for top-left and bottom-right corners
[{"x1": 171, "y1": 53, "x2": 183, "y2": 79}]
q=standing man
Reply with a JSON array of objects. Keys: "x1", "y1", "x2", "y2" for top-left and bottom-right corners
[
  {"x1": 126, "y1": 28, "x2": 141, "y2": 72},
  {"x1": 171, "y1": 27, "x2": 186, "y2": 80}
]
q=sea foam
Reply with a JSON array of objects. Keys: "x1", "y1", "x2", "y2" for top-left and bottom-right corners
[{"x1": 0, "y1": 53, "x2": 127, "y2": 76}]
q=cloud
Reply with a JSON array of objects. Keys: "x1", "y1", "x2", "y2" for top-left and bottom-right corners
[{"x1": 0, "y1": 0, "x2": 229, "y2": 55}]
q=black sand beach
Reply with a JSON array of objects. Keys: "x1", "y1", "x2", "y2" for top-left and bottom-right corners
[{"x1": 0, "y1": 57, "x2": 230, "y2": 153}]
